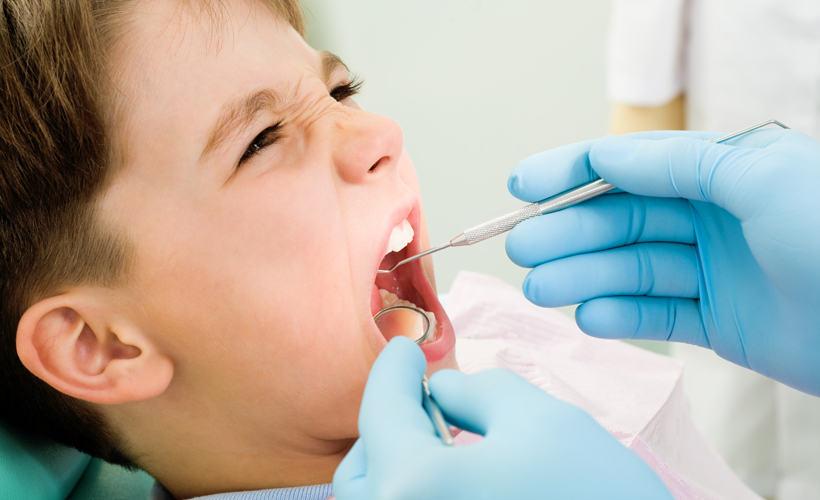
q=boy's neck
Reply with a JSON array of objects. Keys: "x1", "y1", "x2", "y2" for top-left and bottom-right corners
[{"x1": 151, "y1": 440, "x2": 350, "y2": 498}]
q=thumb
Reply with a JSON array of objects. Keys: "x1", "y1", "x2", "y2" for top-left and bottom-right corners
[
  {"x1": 357, "y1": 337, "x2": 437, "y2": 459},
  {"x1": 429, "y1": 368, "x2": 555, "y2": 436},
  {"x1": 589, "y1": 135, "x2": 763, "y2": 220}
]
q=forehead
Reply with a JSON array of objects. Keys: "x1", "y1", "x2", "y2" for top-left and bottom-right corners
[
  {"x1": 109, "y1": 0, "x2": 316, "y2": 163},
  {"x1": 118, "y1": 0, "x2": 313, "y2": 73}
]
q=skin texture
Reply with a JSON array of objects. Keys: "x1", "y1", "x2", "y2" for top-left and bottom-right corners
[{"x1": 14, "y1": 0, "x2": 456, "y2": 496}]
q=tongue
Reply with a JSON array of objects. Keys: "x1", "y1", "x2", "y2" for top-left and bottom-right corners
[{"x1": 379, "y1": 289, "x2": 418, "y2": 309}]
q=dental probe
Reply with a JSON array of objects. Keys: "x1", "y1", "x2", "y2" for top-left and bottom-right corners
[{"x1": 377, "y1": 119, "x2": 789, "y2": 274}]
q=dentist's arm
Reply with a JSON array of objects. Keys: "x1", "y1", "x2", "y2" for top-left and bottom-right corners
[
  {"x1": 333, "y1": 337, "x2": 670, "y2": 500},
  {"x1": 505, "y1": 128, "x2": 820, "y2": 395},
  {"x1": 610, "y1": 94, "x2": 686, "y2": 135}
]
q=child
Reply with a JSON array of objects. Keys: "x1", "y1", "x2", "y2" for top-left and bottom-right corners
[
  {"x1": 1, "y1": 0, "x2": 458, "y2": 496},
  {"x1": 0, "y1": 1, "x2": 755, "y2": 498}
]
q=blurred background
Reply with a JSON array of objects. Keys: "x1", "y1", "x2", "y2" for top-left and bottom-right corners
[{"x1": 302, "y1": 0, "x2": 611, "y2": 292}]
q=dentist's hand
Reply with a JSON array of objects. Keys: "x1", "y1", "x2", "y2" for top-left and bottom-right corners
[
  {"x1": 333, "y1": 337, "x2": 670, "y2": 500},
  {"x1": 506, "y1": 129, "x2": 820, "y2": 395}
]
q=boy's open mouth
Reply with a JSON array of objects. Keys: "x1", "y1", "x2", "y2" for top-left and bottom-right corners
[{"x1": 370, "y1": 209, "x2": 455, "y2": 362}]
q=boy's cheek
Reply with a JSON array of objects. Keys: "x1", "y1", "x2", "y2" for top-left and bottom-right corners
[{"x1": 256, "y1": 334, "x2": 375, "y2": 441}]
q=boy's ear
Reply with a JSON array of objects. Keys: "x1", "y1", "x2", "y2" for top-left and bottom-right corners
[{"x1": 16, "y1": 292, "x2": 173, "y2": 405}]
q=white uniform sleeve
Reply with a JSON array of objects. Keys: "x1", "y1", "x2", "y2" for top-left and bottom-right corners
[{"x1": 607, "y1": 0, "x2": 688, "y2": 106}]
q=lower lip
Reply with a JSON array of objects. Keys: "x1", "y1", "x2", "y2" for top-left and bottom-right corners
[
  {"x1": 418, "y1": 308, "x2": 456, "y2": 362},
  {"x1": 412, "y1": 272, "x2": 455, "y2": 363}
]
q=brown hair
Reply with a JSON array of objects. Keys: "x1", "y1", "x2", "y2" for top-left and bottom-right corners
[{"x1": 0, "y1": 0, "x2": 304, "y2": 468}]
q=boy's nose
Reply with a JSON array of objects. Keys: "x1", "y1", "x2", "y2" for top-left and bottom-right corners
[{"x1": 333, "y1": 110, "x2": 404, "y2": 183}]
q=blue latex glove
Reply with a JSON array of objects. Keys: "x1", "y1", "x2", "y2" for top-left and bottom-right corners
[
  {"x1": 333, "y1": 337, "x2": 670, "y2": 500},
  {"x1": 506, "y1": 129, "x2": 820, "y2": 395}
]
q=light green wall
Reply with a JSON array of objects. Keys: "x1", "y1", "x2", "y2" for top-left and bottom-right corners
[{"x1": 302, "y1": 0, "x2": 612, "y2": 293}]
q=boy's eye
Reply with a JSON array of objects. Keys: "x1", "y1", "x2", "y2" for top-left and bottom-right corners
[
  {"x1": 236, "y1": 79, "x2": 362, "y2": 167},
  {"x1": 330, "y1": 78, "x2": 363, "y2": 102},
  {"x1": 239, "y1": 122, "x2": 283, "y2": 165}
]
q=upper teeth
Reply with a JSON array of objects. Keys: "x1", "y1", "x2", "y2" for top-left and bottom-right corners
[{"x1": 386, "y1": 219, "x2": 414, "y2": 254}]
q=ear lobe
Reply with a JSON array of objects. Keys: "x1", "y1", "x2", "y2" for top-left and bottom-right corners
[{"x1": 16, "y1": 294, "x2": 173, "y2": 405}]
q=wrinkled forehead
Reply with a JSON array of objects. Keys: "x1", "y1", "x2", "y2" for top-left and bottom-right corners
[{"x1": 106, "y1": 0, "x2": 314, "y2": 166}]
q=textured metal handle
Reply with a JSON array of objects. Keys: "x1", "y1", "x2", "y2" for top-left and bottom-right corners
[
  {"x1": 452, "y1": 203, "x2": 542, "y2": 246},
  {"x1": 447, "y1": 120, "x2": 788, "y2": 251}
]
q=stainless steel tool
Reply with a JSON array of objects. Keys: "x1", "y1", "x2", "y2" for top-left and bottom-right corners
[
  {"x1": 373, "y1": 304, "x2": 455, "y2": 445},
  {"x1": 377, "y1": 119, "x2": 788, "y2": 274}
]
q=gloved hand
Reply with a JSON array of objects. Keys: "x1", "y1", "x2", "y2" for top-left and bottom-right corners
[
  {"x1": 333, "y1": 337, "x2": 670, "y2": 500},
  {"x1": 506, "y1": 128, "x2": 820, "y2": 395}
]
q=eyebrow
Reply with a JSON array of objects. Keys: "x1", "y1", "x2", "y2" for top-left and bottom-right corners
[
  {"x1": 322, "y1": 51, "x2": 348, "y2": 82},
  {"x1": 201, "y1": 51, "x2": 349, "y2": 159}
]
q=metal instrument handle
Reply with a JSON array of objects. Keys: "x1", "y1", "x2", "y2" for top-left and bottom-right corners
[
  {"x1": 451, "y1": 179, "x2": 616, "y2": 246},
  {"x1": 537, "y1": 178, "x2": 616, "y2": 215},
  {"x1": 450, "y1": 119, "x2": 789, "y2": 248},
  {"x1": 452, "y1": 203, "x2": 541, "y2": 246}
]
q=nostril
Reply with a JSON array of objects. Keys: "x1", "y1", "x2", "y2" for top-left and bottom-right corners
[{"x1": 369, "y1": 155, "x2": 389, "y2": 173}]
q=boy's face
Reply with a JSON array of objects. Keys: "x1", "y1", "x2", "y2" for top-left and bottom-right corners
[{"x1": 99, "y1": 0, "x2": 455, "y2": 456}]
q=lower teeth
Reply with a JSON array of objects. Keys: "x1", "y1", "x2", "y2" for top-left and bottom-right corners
[{"x1": 378, "y1": 289, "x2": 437, "y2": 342}]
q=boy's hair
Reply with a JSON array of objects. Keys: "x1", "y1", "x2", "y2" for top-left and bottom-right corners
[{"x1": 0, "y1": 0, "x2": 303, "y2": 468}]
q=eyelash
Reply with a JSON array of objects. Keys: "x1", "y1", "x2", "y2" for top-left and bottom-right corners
[
  {"x1": 238, "y1": 78, "x2": 364, "y2": 165},
  {"x1": 330, "y1": 77, "x2": 364, "y2": 102},
  {"x1": 239, "y1": 122, "x2": 283, "y2": 164}
]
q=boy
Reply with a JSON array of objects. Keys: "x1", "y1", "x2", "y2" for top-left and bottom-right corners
[
  {"x1": 0, "y1": 1, "x2": 759, "y2": 498},
  {"x1": 1, "y1": 0, "x2": 456, "y2": 496}
]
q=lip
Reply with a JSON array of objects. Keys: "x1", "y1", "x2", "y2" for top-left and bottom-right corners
[{"x1": 368, "y1": 200, "x2": 456, "y2": 363}]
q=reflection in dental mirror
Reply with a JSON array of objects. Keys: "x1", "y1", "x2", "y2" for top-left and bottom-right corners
[{"x1": 373, "y1": 305, "x2": 431, "y2": 344}]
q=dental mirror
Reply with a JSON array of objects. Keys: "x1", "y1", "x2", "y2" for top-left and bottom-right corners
[
  {"x1": 373, "y1": 305, "x2": 432, "y2": 344},
  {"x1": 372, "y1": 304, "x2": 454, "y2": 445}
]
